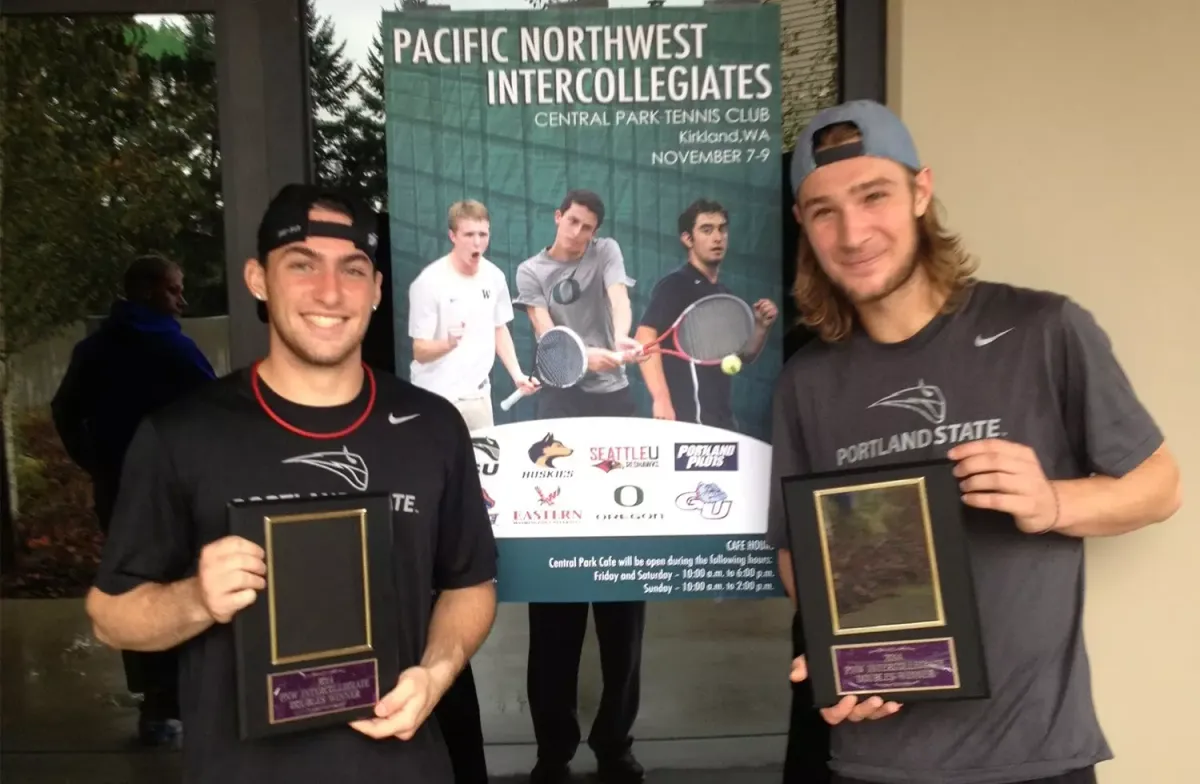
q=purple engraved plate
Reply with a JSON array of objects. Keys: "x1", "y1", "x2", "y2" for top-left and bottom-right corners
[
  {"x1": 834, "y1": 640, "x2": 957, "y2": 694},
  {"x1": 269, "y1": 659, "x2": 379, "y2": 723}
]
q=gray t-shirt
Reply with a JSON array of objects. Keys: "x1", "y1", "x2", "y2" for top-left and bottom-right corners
[
  {"x1": 514, "y1": 237, "x2": 635, "y2": 394},
  {"x1": 766, "y1": 281, "x2": 1163, "y2": 784}
]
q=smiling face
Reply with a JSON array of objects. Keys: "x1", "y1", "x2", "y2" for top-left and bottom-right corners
[
  {"x1": 245, "y1": 205, "x2": 382, "y2": 369},
  {"x1": 794, "y1": 154, "x2": 933, "y2": 306}
]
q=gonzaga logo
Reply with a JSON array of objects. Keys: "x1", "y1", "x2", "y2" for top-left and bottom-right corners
[
  {"x1": 676, "y1": 482, "x2": 732, "y2": 520},
  {"x1": 674, "y1": 442, "x2": 738, "y2": 471},
  {"x1": 837, "y1": 380, "x2": 1005, "y2": 467}
]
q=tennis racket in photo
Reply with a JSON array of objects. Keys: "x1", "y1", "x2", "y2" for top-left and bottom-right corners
[
  {"x1": 636, "y1": 292, "x2": 756, "y2": 364},
  {"x1": 500, "y1": 326, "x2": 588, "y2": 411}
]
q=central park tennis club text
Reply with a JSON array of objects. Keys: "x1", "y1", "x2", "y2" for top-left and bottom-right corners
[{"x1": 674, "y1": 442, "x2": 738, "y2": 471}]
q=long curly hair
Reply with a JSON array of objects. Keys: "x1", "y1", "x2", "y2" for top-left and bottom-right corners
[{"x1": 792, "y1": 123, "x2": 978, "y2": 343}]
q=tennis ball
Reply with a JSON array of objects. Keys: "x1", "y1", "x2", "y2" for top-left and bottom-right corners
[{"x1": 721, "y1": 354, "x2": 742, "y2": 375}]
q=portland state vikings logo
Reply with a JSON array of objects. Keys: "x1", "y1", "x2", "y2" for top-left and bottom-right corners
[
  {"x1": 282, "y1": 446, "x2": 369, "y2": 491},
  {"x1": 867, "y1": 380, "x2": 947, "y2": 425}
]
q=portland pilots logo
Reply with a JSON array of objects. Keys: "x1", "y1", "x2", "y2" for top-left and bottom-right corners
[
  {"x1": 868, "y1": 380, "x2": 946, "y2": 425},
  {"x1": 282, "y1": 446, "x2": 368, "y2": 491}
]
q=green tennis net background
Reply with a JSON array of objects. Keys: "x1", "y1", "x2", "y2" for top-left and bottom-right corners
[{"x1": 384, "y1": 6, "x2": 783, "y2": 442}]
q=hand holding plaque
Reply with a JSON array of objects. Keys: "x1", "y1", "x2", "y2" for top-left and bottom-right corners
[
  {"x1": 349, "y1": 665, "x2": 437, "y2": 741},
  {"x1": 196, "y1": 536, "x2": 268, "y2": 623},
  {"x1": 781, "y1": 459, "x2": 990, "y2": 708},
  {"x1": 789, "y1": 654, "x2": 902, "y2": 724},
  {"x1": 227, "y1": 493, "x2": 401, "y2": 740}
]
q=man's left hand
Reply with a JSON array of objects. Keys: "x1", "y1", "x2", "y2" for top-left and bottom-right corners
[
  {"x1": 752, "y1": 299, "x2": 778, "y2": 329},
  {"x1": 349, "y1": 666, "x2": 439, "y2": 741},
  {"x1": 948, "y1": 439, "x2": 1058, "y2": 534}
]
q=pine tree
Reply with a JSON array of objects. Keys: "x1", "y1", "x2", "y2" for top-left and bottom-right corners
[
  {"x1": 307, "y1": 0, "x2": 358, "y2": 187},
  {"x1": 341, "y1": 20, "x2": 389, "y2": 210}
]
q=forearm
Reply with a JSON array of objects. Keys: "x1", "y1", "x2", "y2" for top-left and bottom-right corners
[
  {"x1": 633, "y1": 327, "x2": 670, "y2": 401},
  {"x1": 641, "y1": 355, "x2": 671, "y2": 402},
  {"x1": 742, "y1": 327, "x2": 769, "y2": 363},
  {"x1": 1050, "y1": 447, "x2": 1182, "y2": 537},
  {"x1": 528, "y1": 307, "x2": 555, "y2": 338},
  {"x1": 413, "y1": 338, "x2": 455, "y2": 364},
  {"x1": 611, "y1": 299, "x2": 632, "y2": 341},
  {"x1": 494, "y1": 327, "x2": 523, "y2": 380},
  {"x1": 421, "y1": 581, "x2": 497, "y2": 698},
  {"x1": 86, "y1": 578, "x2": 214, "y2": 652}
]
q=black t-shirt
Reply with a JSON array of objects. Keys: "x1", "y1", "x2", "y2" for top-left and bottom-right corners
[
  {"x1": 94, "y1": 367, "x2": 496, "y2": 784},
  {"x1": 638, "y1": 263, "x2": 735, "y2": 427}
]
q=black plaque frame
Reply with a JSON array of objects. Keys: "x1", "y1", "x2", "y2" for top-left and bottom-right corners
[
  {"x1": 228, "y1": 492, "x2": 400, "y2": 739},
  {"x1": 781, "y1": 458, "x2": 989, "y2": 707}
]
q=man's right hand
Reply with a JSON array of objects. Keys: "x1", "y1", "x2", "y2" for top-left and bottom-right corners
[
  {"x1": 197, "y1": 536, "x2": 267, "y2": 623},
  {"x1": 789, "y1": 655, "x2": 903, "y2": 725}
]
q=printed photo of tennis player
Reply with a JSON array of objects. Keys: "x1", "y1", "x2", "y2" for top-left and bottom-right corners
[
  {"x1": 634, "y1": 199, "x2": 778, "y2": 431},
  {"x1": 407, "y1": 199, "x2": 539, "y2": 431},
  {"x1": 510, "y1": 189, "x2": 645, "y2": 422}
]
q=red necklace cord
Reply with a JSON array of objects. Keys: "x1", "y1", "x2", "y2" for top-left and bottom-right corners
[{"x1": 251, "y1": 360, "x2": 376, "y2": 440}]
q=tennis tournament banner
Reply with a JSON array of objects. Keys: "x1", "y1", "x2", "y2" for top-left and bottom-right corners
[{"x1": 383, "y1": 5, "x2": 784, "y2": 603}]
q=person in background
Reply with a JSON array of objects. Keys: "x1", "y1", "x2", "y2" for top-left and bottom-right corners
[
  {"x1": 408, "y1": 199, "x2": 537, "y2": 430},
  {"x1": 635, "y1": 198, "x2": 778, "y2": 429},
  {"x1": 52, "y1": 253, "x2": 216, "y2": 747}
]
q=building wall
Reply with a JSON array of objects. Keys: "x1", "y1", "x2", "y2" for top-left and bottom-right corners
[{"x1": 888, "y1": 2, "x2": 1198, "y2": 781}]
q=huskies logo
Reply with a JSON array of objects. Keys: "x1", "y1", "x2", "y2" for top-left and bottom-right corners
[
  {"x1": 524, "y1": 433, "x2": 574, "y2": 479},
  {"x1": 282, "y1": 447, "x2": 369, "y2": 490}
]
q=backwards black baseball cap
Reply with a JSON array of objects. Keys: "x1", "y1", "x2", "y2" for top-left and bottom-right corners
[
  {"x1": 254, "y1": 183, "x2": 381, "y2": 322},
  {"x1": 256, "y1": 183, "x2": 379, "y2": 265}
]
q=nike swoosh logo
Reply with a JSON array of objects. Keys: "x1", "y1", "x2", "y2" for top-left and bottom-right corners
[
  {"x1": 974, "y1": 328, "x2": 1014, "y2": 347},
  {"x1": 388, "y1": 414, "x2": 420, "y2": 425}
]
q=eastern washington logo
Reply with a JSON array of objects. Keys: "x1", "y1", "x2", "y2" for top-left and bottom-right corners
[
  {"x1": 512, "y1": 485, "x2": 582, "y2": 523},
  {"x1": 590, "y1": 445, "x2": 660, "y2": 472},
  {"x1": 676, "y1": 482, "x2": 732, "y2": 520},
  {"x1": 838, "y1": 379, "x2": 1006, "y2": 467},
  {"x1": 674, "y1": 442, "x2": 738, "y2": 471},
  {"x1": 524, "y1": 432, "x2": 575, "y2": 479},
  {"x1": 472, "y1": 436, "x2": 499, "y2": 476}
]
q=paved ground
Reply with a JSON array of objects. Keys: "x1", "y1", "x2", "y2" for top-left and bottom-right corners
[{"x1": 1, "y1": 598, "x2": 795, "y2": 782}]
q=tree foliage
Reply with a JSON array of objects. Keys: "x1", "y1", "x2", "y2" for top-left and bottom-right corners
[{"x1": 1, "y1": 15, "x2": 225, "y2": 365}]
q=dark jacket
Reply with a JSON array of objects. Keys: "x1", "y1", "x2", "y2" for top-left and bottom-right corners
[{"x1": 51, "y1": 300, "x2": 217, "y2": 529}]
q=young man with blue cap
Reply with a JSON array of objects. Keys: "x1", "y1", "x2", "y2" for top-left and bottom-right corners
[{"x1": 768, "y1": 100, "x2": 1182, "y2": 784}]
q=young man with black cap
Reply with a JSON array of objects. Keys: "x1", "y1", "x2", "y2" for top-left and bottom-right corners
[
  {"x1": 768, "y1": 99, "x2": 1182, "y2": 784},
  {"x1": 85, "y1": 184, "x2": 498, "y2": 784},
  {"x1": 635, "y1": 198, "x2": 779, "y2": 429}
]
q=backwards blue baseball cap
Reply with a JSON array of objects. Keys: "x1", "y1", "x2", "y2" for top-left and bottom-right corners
[{"x1": 790, "y1": 99, "x2": 922, "y2": 197}]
